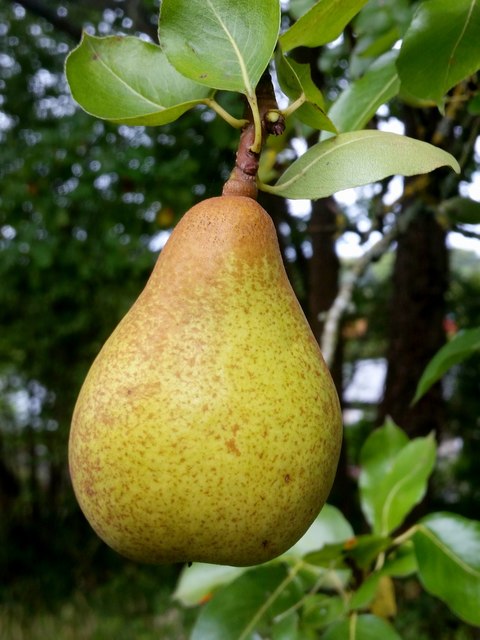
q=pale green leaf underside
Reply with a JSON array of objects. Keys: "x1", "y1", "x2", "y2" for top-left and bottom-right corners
[
  {"x1": 397, "y1": 0, "x2": 480, "y2": 105},
  {"x1": 280, "y1": 0, "x2": 369, "y2": 51},
  {"x1": 159, "y1": 0, "x2": 280, "y2": 95},
  {"x1": 414, "y1": 512, "x2": 480, "y2": 625},
  {"x1": 413, "y1": 327, "x2": 480, "y2": 404},
  {"x1": 66, "y1": 34, "x2": 211, "y2": 125},
  {"x1": 266, "y1": 130, "x2": 460, "y2": 200}
]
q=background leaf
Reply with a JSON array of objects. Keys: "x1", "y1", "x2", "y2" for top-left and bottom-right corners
[
  {"x1": 275, "y1": 50, "x2": 337, "y2": 132},
  {"x1": 323, "y1": 614, "x2": 402, "y2": 640},
  {"x1": 359, "y1": 423, "x2": 436, "y2": 535},
  {"x1": 65, "y1": 34, "x2": 211, "y2": 125},
  {"x1": 414, "y1": 512, "x2": 480, "y2": 626},
  {"x1": 159, "y1": 0, "x2": 280, "y2": 95},
  {"x1": 190, "y1": 564, "x2": 302, "y2": 640},
  {"x1": 325, "y1": 51, "x2": 400, "y2": 137},
  {"x1": 397, "y1": 0, "x2": 480, "y2": 105},
  {"x1": 366, "y1": 434, "x2": 436, "y2": 535},
  {"x1": 264, "y1": 130, "x2": 460, "y2": 200},
  {"x1": 412, "y1": 327, "x2": 480, "y2": 404},
  {"x1": 173, "y1": 563, "x2": 246, "y2": 607},
  {"x1": 359, "y1": 421, "x2": 409, "y2": 529},
  {"x1": 280, "y1": 0, "x2": 369, "y2": 51},
  {"x1": 439, "y1": 196, "x2": 480, "y2": 225},
  {"x1": 282, "y1": 504, "x2": 354, "y2": 561}
]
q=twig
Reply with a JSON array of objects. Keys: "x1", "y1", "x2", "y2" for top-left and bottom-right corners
[
  {"x1": 320, "y1": 206, "x2": 419, "y2": 367},
  {"x1": 223, "y1": 70, "x2": 285, "y2": 200}
]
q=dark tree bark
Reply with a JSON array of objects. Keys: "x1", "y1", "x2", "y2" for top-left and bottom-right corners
[
  {"x1": 378, "y1": 205, "x2": 448, "y2": 437},
  {"x1": 378, "y1": 106, "x2": 452, "y2": 437}
]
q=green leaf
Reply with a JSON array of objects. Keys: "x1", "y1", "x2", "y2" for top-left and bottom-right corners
[
  {"x1": 190, "y1": 564, "x2": 302, "y2": 640},
  {"x1": 359, "y1": 420, "x2": 409, "y2": 529},
  {"x1": 288, "y1": 0, "x2": 318, "y2": 21},
  {"x1": 360, "y1": 422, "x2": 436, "y2": 535},
  {"x1": 275, "y1": 50, "x2": 337, "y2": 132},
  {"x1": 65, "y1": 34, "x2": 212, "y2": 125},
  {"x1": 413, "y1": 328, "x2": 480, "y2": 404},
  {"x1": 323, "y1": 614, "x2": 402, "y2": 640},
  {"x1": 439, "y1": 196, "x2": 480, "y2": 225},
  {"x1": 413, "y1": 512, "x2": 480, "y2": 626},
  {"x1": 302, "y1": 594, "x2": 345, "y2": 629},
  {"x1": 280, "y1": 0, "x2": 370, "y2": 52},
  {"x1": 173, "y1": 563, "x2": 246, "y2": 607},
  {"x1": 283, "y1": 504, "x2": 354, "y2": 561},
  {"x1": 397, "y1": 0, "x2": 480, "y2": 106},
  {"x1": 345, "y1": 534, "x2": 392, "y2": 569},
  {"x1": 158, "y1": 0, "x2": 280, "y2": 96},
  {"x1": 349, "y1": 573, "x2": 383, "y2": 610},
  {"x1": 272, "y1": 611, "x2": 300, "y2": 640},
  {"x1": 325, "y1": 51, "x2": 400, "y2": 137},
  {"x1": 263, "y1": 130, "x2": 460, "y2": 200},
  {"x1": 352, "y1": 0, "x2": 412, "y2": 60},
  {"x1": 382, "y1": 543, "x2": 417, "y2": 578}
]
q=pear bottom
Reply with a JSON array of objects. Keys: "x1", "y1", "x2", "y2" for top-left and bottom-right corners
[{"x1": 69, "y1": 196, "x2": 342, "y2": 566}]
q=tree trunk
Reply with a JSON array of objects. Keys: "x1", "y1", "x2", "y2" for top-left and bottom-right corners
[{"x1": 379, "y1": 206, "x2": 448, "y2": 437}]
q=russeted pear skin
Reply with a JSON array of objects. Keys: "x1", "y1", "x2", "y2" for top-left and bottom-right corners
[{"x1": 69, "y1": 195, "x2": 342, "y2": 567}]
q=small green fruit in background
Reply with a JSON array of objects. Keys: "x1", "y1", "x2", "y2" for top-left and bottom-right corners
[{"x1": 69, "y1": 195, "x2": 342, "y2": 566}]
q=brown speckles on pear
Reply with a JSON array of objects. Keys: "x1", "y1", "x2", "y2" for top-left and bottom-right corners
[{"x1": 68, "y1": 195, "x2": 342, "y2": 567}]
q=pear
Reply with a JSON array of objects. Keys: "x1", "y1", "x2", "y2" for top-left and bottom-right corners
[{"x1": 69, "y1": 194, "x2": 342, "y2": 566}]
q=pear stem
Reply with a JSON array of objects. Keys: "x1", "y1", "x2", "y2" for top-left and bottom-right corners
[{"x1": 222, "y1": 70, "x2": 285, "y2": 200}]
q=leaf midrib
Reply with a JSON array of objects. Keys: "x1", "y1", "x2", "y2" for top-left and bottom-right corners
[
  {"x1": 87, "y1": 38, "x2": 165, "y2": 111},
  {"x1": 418, "y1": 524, "x2": 480, "y2": 578}
]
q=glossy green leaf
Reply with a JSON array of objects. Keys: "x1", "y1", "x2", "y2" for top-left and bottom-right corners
[
  {"x1": 345, "y1": 534, "x2": 392, "y2": 569},
  {"x1": 439, "y1": 196, "x2": 480, "y2": 225},
  {"x1": 272, "y1": 611, "x2": 299, "y2": 640},
  {"x1": 288, "y1": 0, "x2": 317, "y2": 21},
  {"x1": 283, "y1": 504, "x2": 354, "y2": 561},
  {"x1": 280, "y1": 0, "x2": 369, "y2": 51},
  {"x1": 397, "y1": 0, "x2": 480, "y2": 106},
  {"x1": 263, "y1": 130, "x2": 460, "y2": 200},
  {"x1": 352, "y1": 0, "x2": 412, "y2": 59},
  {"x1": 359, "y1": 420, "x2": 408, "y2": 529},
  {"x1": 414, "y1": 512, "x2": 480, "y2": 626},
  {"x1": 158, "y1": 0, "x2": 280, "y2": 95},
  {"x1": 367, "y1": 434, "x2": 436, "y2": 536},
  {"x1": 349, "y1": 573, "x2": 383, "y2": 610},
  {"x1": 190, "y1": 564, "x2": 302, "y2": 640},
  {"x1": 302, "y1": 594, "x2": 345, "y2": 628},
  {"x1": 360, "y1": 422, "x2": 436, "y2": 535},
  {"x1": 325, "y1": 51, "x2": 400, "y2": 137},
  {"x1": 382, "y1": 543, "x2": 417, "y2": 578},
  {"x1": 65, "y1": 34, "x2": 212, "y2": 125},
  {"x1": 413, "y1": 327, "x2": 480, "y2": 404},
  {"x1": 173, "y1": 563, "x2": 246, "y2": 607},
  {"x1": 323, "y1": 614, "x2": 402, "y2": 640},
  {"x1": 275, "y1": 50, "x2": 336, "y2": 132}
]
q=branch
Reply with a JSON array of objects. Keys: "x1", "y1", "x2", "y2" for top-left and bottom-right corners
[
  {"x1": 223, "y1": 70, "x2": 285, "y2": 200},
  {"x1": 320, "y1": 206, "x2": 419, "y2": 367}
]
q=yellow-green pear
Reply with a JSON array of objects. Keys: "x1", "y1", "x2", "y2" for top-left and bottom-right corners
[{"x1": 69, "y1": 194, "x2": 342, "y2": 566}]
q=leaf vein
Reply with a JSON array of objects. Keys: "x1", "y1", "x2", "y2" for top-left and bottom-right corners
[
  {"x1": 418, "y1": 525, "x2": 480, "y2": 578},
  {"x1": 86, "y1": 40, "x2": 164, "y2": 111},
  {"x1": 205, "y1": 0, "x2": 252, "y2": 96}
]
